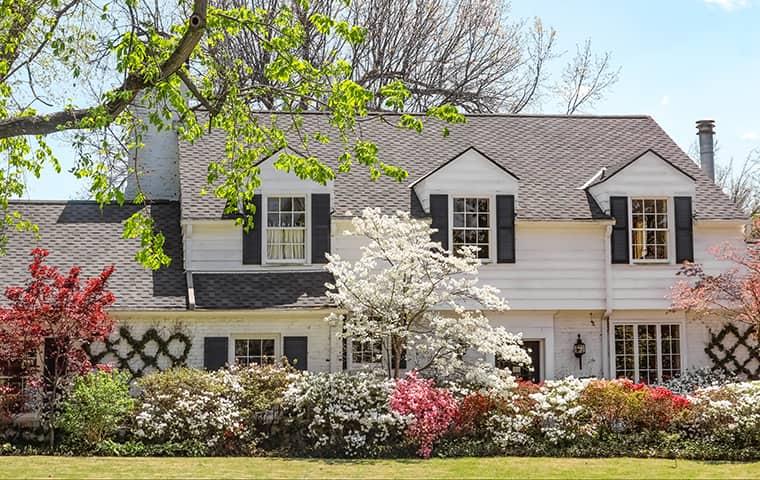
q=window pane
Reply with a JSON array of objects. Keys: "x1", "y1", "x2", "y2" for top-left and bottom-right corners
[
  {"x1": 281, "y1": 197, "x2": 292, "y2": 211},
  {"x1": 453, "y1": 213, "x2": 464, "y2": 227},
  {"x1": 267, "y1": 213, "x2": 278, "y2": 227},
  {"x1": 657, "y1": 214, "x2": 668, "y2": 228},
  {"x1": 293, "y1": 197, "x2": 305, "y2": 211},
  {"x1": 465, "y1": 230, "x2": 477, "y2": 243},
  {"x1": 477, "y1": 230, "x2": 489, "y2": 243},
  {"x1": 262, "y1": 340, "x2": 275, "y2": 356},
  {"x1": 235, "y1": 340, "x2": 247, "y2": 357},
  {"x1": 477, "y1": 198, "x2": 489, "y2": 212},
  {"x1": 452, "y1": 197, "x2": 491, "y2": 259},
  {"x1": 453, "y1": 198, "x2": 465, "y2": 212},
  {"x1": 632, "y1": 200, "x2": 643, "y2": 213},
  {"x1": 293, "y1": 213, "x2": 306, "y2": 227},
  {"x1": 268, "y1": 197, "x2": 279, "y2": 211},
  {"x1": 632, "y1": 214, "x2": 644, "y2": 228},
  {"x1": 466, "y1": 198, "x2": 477, "y2": 212},
  {"x1": 478, "y1": 214, "x2": 489, "y2": 228},
  {"x1": 466, "y1": 214, "x2": 477, "y2": 227},
  {"x1": 452, "y1": 230, "x2": 464, "y2": 243},
  {"x1": 478, "y1": 246, "x2": 489, "y2": 258}
]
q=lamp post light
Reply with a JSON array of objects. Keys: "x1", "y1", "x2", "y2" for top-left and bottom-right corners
[{"x1": 573, "y1": 334, "x2": 586, "y2": 370}]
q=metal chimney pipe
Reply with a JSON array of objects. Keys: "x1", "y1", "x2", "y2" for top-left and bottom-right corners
[{"x1": 696, "y1": 119, "x2": 716, "y2": 182}]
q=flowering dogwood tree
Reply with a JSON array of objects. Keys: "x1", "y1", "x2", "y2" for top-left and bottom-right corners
[
  {"x1": 325, "y1": 208, "x2": 529, "y2": 387},
  {"x1": 0, "y1": 248, "x2": 116, "y2": 444},
  {"x1": 670, "y1": 242, "x2": 760, "y2": 330}
]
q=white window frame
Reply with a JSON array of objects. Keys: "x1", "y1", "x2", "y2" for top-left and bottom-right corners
[
  {"x1": 348, "y1": 338, "x2": 384, "y2": 370},
  {"x1": 448, "y1": 194, "x2": 496, "y2": 263},
  {"x1": 230, "y1": 334, "x2": 280, "y2": 366},
  {"x1": 262, "y1": 194, "x2": 310, "y2": 265},
  {"x1": 609, "y1": 320, "x2": 686, "y2": 383},
  {"x1": 628, "y1": 197, "x2": 674, "y2": 264}
]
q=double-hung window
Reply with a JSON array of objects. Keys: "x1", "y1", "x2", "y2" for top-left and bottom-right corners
[
  {"x1": 266, "y1": 196, "x2": 306, "y2": 262},
  {"x1": 452, "y1": 197, "x2": 490, "y2": 259},
  {"x1": 234, "y1": 338, "x2": 276, "y2": 366},
  {"x1": 631, "y1": 199, "x2": 669, "y2": 262},
  {"x1": 613, "y1": 323, "x2": 681, "y2": 383}
]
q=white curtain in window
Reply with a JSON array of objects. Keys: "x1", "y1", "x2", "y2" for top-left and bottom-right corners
[{"x1": 267, "y1": 229, "x2": 305, "y2": 260}]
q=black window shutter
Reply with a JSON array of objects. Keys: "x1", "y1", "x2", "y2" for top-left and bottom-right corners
[
  {"x1": 610, "y1": 196, "x2": 629, "y2": 264},
  {"x1": 203, "y1": 337, "x2": 229, "y2": 371},
  {"x1": 242, "y1": 194, "x2": 262, "y2": 264},
  {"x1": 674, "y1": 196, "x2": 694, "y2": 263},
  {"x1": 283, "y1": 336, "x2": 308, "y2": 371},
  {"x1": 311, "y1": 193, "x2": 331, "y2": 264},
  {"x1": 496, "y1": 195, "x2": 516, "y2": 263},
  {"x1": 430, "y1": 194, "x2": 449, "y2": 249}
]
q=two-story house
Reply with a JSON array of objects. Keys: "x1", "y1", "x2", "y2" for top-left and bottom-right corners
[{"x1": 0, "y1": 114, "x2": 746, "y2": 383}]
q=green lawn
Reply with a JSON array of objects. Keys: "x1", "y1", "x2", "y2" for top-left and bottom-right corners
[{"x1": 0, "y1": 456, "x2": 758, "y2": 479}]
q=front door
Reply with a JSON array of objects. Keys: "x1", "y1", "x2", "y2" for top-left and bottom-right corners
[{"x1": 496, "y1": 340, "x2": 542, "y2": 383}]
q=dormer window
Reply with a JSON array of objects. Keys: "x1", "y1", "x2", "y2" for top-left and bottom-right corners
[
  {"x1": 631, "y1": 198, "x2": 669, "y2": 262},
  {"x1": 452, "y1": 197, "x2": 491, "y2": 259},
  {"x1": 266, "y1": 196, "x2": 306, "y2": 262}
]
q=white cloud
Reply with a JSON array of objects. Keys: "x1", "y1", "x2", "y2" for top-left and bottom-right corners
[
  {"x1": 741, "y1": 131, "x2": 759, "y2": 141},
  {"x1": 704, "y1": 0, "x2": 750, "y2": 11},
  {"x1": 660, "y1": 95, "x2": 670, "y2": 106}
]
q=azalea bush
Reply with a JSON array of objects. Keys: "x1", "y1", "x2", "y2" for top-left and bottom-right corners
[
  {"x1": 677, "y1": 381, "x2": 760, "y2": 447},
  {"x1": 390, "y1": 371, "x2": 459, "y2": 458},
  {"x1": 282, "y1": 371, "x2": 408, "y2": 457}
]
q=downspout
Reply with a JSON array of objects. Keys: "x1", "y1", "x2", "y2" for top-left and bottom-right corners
[{"x1": 602, "y1": 224, "x2": 614, "y2": 378}]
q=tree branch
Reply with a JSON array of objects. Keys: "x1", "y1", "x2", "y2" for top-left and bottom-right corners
[{"x1": 0, "y1": 0, "x2": 208, "y2": 139}]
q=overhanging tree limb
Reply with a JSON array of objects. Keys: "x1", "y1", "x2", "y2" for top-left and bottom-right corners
[{"x1": 0, "y1": 0, "x2": 208, "y2": 139}]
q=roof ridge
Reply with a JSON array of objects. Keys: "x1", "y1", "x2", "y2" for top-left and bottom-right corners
[
  {"x1": 250, "y1": 110, "x2": 653, "y2": 119},
  {"x1": 8, "y1": 199, "x2": 180, "y2": 205}
]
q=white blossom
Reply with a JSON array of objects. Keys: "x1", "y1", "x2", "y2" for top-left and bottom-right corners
[{"x1": 325, "y1": 208, "x2": 530, "y2": 387}]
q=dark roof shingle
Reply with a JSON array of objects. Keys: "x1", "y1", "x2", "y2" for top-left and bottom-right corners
[
  {"x1": 178, "y1": 113, "x2": 745, "y2": 221},
  {"x1": 0, "y1": 201, "x2": 187, "y2": 310},
  {"x1": 192, "y1": 272, "x2": 332, "y2": 309}
]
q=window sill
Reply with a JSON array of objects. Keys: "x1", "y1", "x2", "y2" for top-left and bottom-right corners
[{"x1": 630, "y1": 260, "x2": 671, "y2": 265}]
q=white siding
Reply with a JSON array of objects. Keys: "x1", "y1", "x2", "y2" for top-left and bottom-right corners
[
  {"x1": 610, "y1": 222, "x2": 745, "y2": 309},
  {"x1": 588, "y1": 150, "x2": 696, "y2": 213},
  {"x1": 187, "y1": 216, "x2": 745, "y2": 309},
  {"x1": 412, "y1": 148, "x2": 518, "y2": 213}
]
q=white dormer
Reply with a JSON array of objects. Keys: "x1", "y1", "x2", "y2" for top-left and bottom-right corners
[
  {"x1": 411, "y1": 147, "x2": 519, "y2": 214},
  {"x1": 586, "y1": 149, "x2": 696, "y2": 214},
  {"x1": 257, "y1": 148, "x2": 334, "y2": 196}
]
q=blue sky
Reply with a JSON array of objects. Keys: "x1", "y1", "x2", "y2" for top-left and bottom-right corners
[{"x1": 22, "y1": 0, "x2": 760, "y2": 199}]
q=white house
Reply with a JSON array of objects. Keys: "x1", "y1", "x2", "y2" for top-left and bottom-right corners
[{"x1": 0, "y1": 114, "x2": 747, "y2": 383}]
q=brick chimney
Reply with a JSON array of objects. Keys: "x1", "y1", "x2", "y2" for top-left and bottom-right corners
[{"x1": 696, "y1": 119, "x2": 716, "y2": 182}]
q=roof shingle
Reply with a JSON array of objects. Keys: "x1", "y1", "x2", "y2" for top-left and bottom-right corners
[
  {"x1": 178, "y1": 113, "x2": 745, "y2": 221},
  {"x1": 0, "y1": 201, "x2": 187, "y2": 310},
  {"x1": 192, "y1": 272, "x2": 332, "y2": 309}
]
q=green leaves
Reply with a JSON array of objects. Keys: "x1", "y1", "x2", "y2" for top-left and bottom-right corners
[
  {"x1": 122, "y1": 212, "x2": 171, "y2": 270},
  {"x1": 0, "y1": 0, "x2": 466, "y2": 272}
]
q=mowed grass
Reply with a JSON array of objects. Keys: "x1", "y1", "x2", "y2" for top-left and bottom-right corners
[{"x1": 0, "y1": 456, "x2": 759, "y2": 479}]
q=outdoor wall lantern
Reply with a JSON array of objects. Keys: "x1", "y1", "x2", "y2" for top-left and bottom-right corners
[{"x1": 573, "y1": 334, "x2": 586, "y2": 369}]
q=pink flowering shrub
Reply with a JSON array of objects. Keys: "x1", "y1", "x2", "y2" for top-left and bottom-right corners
[{"x1": 390, "y1": 371, "x2": 459, "y2": 458}]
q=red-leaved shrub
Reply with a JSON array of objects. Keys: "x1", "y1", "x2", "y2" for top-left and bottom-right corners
[
  {"x1": 390, "y1": 371, "x2": 459, "y2": 458},
  {"x1": 580, "y1": 379, "x2": 690, "y2": 432}
]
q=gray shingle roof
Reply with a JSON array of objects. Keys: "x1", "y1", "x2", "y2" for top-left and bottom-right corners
[
  {"x1": 0, "y1": 201, "x2": 187, "y2": 310},
  {"x1": 192, "y1": 272, "x2": 333, "y2": 309},
  {"x1": 178, "y1": 113, "x2": 745, "y2": 221}
]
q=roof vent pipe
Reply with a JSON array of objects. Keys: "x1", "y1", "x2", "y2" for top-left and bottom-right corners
[{"x1": 696, "y1": 119, "x2": 716, "y2": 182}]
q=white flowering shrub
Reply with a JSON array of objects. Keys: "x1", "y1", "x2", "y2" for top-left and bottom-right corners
[
  {"x1": 325, "y1": 208, "x2": 529, "y2": 387},
  {"x1": 134, "y1": 368, "x2": 244, "y2": 454},
  {"x1": 134, "y1": 366, "x2": 296, "y2": 454},
  {"x1": 529, "y1": 377, "x2": 591, "y2": 445},
  {"x1": 678, "y1": 381, "x2": 760, "y2": 446},
  {"x1": 660, "y1": 367, "x2": 736, "y2": 395},
  {"x1": 282, "y1": 371, "x2": 409, "y2": 457}
]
